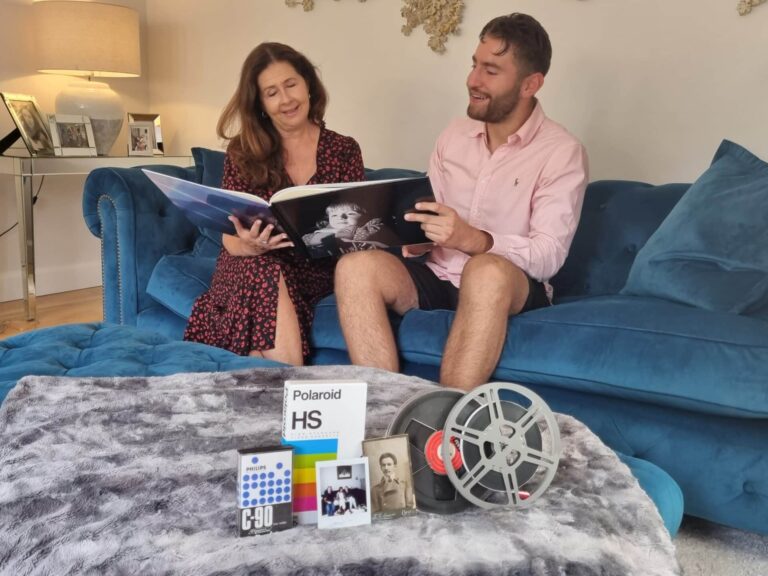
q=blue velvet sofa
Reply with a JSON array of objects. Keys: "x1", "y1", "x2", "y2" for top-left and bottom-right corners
[{"x1": 82, "y1": 144, "x2": 768, "y2": 535}]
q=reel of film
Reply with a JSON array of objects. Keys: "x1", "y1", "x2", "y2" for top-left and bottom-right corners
[
  {"x1": 442, "y1": 382, "x2": 561, "y2": 509},
  {"x1": 388, "y1": 382, "x2": 561, "y2": 514},
  {"x1": 386, "y1": 388, "x2": 473, "y2": 515}
]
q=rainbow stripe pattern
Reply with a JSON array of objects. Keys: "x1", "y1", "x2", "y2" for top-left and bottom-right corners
[{"x1": 281, "y1": 437, "x2": 338, "y2": 516}]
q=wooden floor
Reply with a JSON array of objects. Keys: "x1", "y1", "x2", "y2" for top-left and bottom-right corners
[{"x1": 0, "y1": 287, "x2": 103, "y2": 340}]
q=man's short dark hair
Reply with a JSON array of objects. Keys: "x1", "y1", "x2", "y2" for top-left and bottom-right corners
[
  {"x1": 379, "y1": 452, "x2": 397, "y2": 466},
  {"x1": 480, "y1": 13, "x2": 552, "y2": 76}
]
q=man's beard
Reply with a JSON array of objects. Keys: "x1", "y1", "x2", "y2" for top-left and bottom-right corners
[{"x1": 467, "y1": 83, "x2": 522, "y2": 123}]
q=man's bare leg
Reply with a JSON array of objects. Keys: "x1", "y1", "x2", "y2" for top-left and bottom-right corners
[
  {"x1": 440, "y1": 254, "x2": 530, "y2": 390},
  {"x1": 335, "y1": 251, "x2": 419, "y2": 371},
  {"x1": 250, "y1": 274, "x2": 304, "y2": 366}
]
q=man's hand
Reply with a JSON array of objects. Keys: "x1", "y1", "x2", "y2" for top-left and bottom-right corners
[
  {"x1": 402, "y1": 244, "x2": 433, "y2": 258},
  {"x1": 404, "y1": 202, "x2": 493, "y2": 255},
  {"x1": 224, "y1": 217, "x2": 294, "y2": 256}
]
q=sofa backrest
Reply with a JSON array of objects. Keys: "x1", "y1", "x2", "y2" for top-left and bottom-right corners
[{"x1": 551, "y1": 180, "x2": 690, "y2": 301}]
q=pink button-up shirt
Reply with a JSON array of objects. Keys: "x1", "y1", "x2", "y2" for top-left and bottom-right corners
[{"x1": 426, "y1": 102, "x2": 588, "y2": 295}]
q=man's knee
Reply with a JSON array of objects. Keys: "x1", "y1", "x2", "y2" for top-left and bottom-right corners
[
  {"x1": 462, "y1": 254, "x2": 518, "y2": 288},
  {"x1": 335, "y1": 251, "x2": 381, "y2": 286},
  {"x1": 460, "y1": 254, "x2": 527, "y2": 308}
]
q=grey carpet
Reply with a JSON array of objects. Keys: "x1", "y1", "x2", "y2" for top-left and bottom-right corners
[
  {"x1": 0, "y1": 366, "x2": 679, "y2": 575},
  {"x1": 675, "y1": 517, "x2": 768, "y2": 575}
]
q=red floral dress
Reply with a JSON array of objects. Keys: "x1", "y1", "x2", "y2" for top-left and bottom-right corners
[{"x1": 183, "y1": 127, "x2": 365, "y2": 358}]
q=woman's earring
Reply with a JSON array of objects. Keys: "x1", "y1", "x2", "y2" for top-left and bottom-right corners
[{"x1": 261, "y1": 111, "x2": 266, "y2": 118}]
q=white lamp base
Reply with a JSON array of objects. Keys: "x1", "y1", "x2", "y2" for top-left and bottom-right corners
[{"x1": 56, "y1": 80, "x2": 124, "y2": 156}]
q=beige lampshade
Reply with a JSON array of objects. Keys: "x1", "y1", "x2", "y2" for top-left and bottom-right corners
[{"x1": 32, "y1": 1, "x2": 141, "y2": 78}]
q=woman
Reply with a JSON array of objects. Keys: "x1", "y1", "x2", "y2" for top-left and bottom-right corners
[{"x1": 183, "y1": 43, "x2": 365, "y2": 364}]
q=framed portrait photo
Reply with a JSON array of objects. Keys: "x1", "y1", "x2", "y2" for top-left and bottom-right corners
[
  {"x1": 1, "y1": 92, "x2": 55, "y2": 157},
  {"x1": 128, "y1": 121, "x2": 155, "y2": 156},
  {"x1": 362, "y1": 435, "x2": 418, "y2": 520},
  {"x1": 127, "y1": 112, "x2": 163, "y2": 155},
  {"x1": 47, "y1": 114, "x2": 97, "y2": 157}
]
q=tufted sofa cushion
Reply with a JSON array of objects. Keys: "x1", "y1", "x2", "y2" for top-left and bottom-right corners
[{"x1": 0, "y1": 323, "x2": 283, "y2": 406}]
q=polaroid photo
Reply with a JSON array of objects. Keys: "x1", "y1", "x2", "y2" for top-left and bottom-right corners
[
  {"x1": 362, "y1": 435, "x2": 418, "y2": 520},
  {"x1": 315, "y1": 457, "x2": 371, "y2": 530}
]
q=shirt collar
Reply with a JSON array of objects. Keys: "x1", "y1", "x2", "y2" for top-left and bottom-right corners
[{"x1": 465, "y1": 100, "x2": 546, "y2": 148}]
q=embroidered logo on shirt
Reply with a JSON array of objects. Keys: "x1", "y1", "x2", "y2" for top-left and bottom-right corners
[{"x1": 514, "y1": 178, "x2": 519, "y2": 186}]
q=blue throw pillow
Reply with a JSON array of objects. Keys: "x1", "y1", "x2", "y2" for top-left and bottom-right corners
[
  {"x1": 190, "y1": 147, "x2": 227, "y2": 255},
  {"x1": 621, "y1": 140, "x2": 768, "y2": 315},
  {"x1": 191, "y1": 147, "x2": 226, "y2": 187}
]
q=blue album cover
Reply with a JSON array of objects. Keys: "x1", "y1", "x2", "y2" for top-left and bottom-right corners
[{"x1": 144, "y1": 169, "x2": 276, "y2": 235}]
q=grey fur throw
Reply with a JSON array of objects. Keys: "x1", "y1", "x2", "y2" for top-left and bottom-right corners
[{"x1": 0, "y1": 366, "x2": 679, "y2": 575}]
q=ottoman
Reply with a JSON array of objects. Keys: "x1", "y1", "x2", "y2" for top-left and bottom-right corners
[
  {"x1": 0, "y1": 324, "x2": 682, "y2": 538},
  {"x1": 0, "y1": 365, "x2": 681, "y2": 574},
  {"x1": 0, "y1": 322, "x2": 282, "y2": 407}
]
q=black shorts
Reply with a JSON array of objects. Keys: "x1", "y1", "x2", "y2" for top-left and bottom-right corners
[{"x1": 401, "y1": 259, "x2": 550, "y2": 313}]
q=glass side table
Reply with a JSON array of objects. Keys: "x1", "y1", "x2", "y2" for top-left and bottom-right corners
[{"x1": 0, "y1": 154, "x2": 193, "y2": 321}]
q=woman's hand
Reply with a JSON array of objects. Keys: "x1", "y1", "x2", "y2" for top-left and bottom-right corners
[{"x1": 224, "y1": 217, "x2": 294, "y2": 256}]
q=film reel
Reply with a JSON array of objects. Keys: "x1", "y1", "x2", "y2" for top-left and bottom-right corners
[
  {"x1": 387, "y1": 388, "x2": 473, "y2": 515},
  {"x1": 442, "y1": 382, "x2": 561, "y2": 509}
]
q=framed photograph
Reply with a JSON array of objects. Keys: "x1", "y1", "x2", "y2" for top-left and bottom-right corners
[
  {"x1": 47, "y1": 114, "x2": 97, "y2": 157},
  {"x1": 315, "y1": 457, "x2": 371, "y2": 530},
  {"x1": 128, "y1": 121, "x2": 155, "y2": 156},
  {"x1": 1, "y1": 92, "x2": 55, "y2": 156},
  {"x1": 363, "y1": 435, "x2": 418, "y2": 520},
  {"x1": 127, "y1": 114, "x2": 163, "y2": 155}
]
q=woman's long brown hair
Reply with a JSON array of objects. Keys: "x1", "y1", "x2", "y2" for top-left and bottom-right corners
[{"x1": 217, "y1": 42, "x2": 328, "y2": 190}]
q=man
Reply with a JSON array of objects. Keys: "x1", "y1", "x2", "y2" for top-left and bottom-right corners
[
  {"x1": 335, "y1": 13, "x2": 588, "y2": 390},
  {"x1": 371, "y1": 453, "x2": 414, "y2": 512}
]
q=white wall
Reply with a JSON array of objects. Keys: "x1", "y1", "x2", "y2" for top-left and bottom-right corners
[
  {"x1": 2, "y1": 0, "x2": 767, "y2": 302},
  {"x1": 0, "y1": 0, "x2": 150, "y2": 302},
  {"x1": 146, "y1": 0, "x2": 768, "y2": 182}
]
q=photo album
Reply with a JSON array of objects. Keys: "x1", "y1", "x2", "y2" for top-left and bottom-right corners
[{"x1": 142, "y1": 170, "x2": 435, "y2": 259}]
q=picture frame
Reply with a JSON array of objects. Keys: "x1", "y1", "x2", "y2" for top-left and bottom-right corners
[
  {"x1": 315, "y1": 457, "x2": 371, "y2": 530},
  {"x1": 362, "y1": 435, "x2": 418, "y2": 520},
  {"x1": 47, "y1": 114, "x2": 97, "y2": 157},
  {"x1": 0, "y1": 92, "x2": 55, "y2": 157},
  {"x1": 127, "y1": 113, "x2": 163, "y2": 155},
  {"x1": 128, "y1": 121, "x2": 155, "y2": 156}
]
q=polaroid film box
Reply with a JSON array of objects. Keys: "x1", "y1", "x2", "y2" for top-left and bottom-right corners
[
  {"x1": 281, "y1": 380, "x2": 367, "y2": 524},
  {"x1": 237, "y1": 445, "x2": 294, "y2": 537}
]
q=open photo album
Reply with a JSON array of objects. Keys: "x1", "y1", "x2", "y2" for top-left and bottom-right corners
[{"x1": 143, "y1": 170, "x2": 435, "y2": 259}]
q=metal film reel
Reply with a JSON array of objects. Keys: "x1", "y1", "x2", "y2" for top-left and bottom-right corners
[
  {"x1": 387, "y1": 388, "x2": 473, "y2": 515},
  {"x1": 441, "y1": 382, "x2": 561, "y2": 509}
]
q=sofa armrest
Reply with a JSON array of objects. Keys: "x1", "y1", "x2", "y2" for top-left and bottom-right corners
[{"x1": 82, "y1": 165, "x2": 199, "y2": 326}]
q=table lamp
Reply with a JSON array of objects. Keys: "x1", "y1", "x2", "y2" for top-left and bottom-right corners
[{"x1": 32, "y1": 0, "x2": 141, "y2": 155}]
